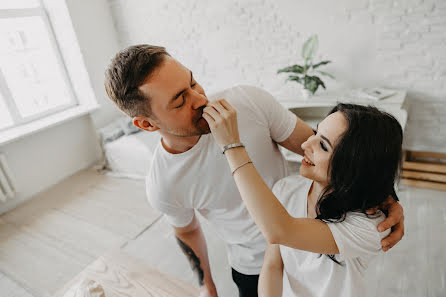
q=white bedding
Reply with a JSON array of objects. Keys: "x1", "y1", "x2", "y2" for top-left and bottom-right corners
[{"x1": 103, "y1": 131, "x2": 160, "y2": 179}]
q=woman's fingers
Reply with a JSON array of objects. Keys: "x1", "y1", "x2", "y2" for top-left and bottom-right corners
[
  {"x1": 209, "y1": 100, "x2": 232, "y2": 119},
  {"x1": 210, "y1": 102, "x2": 228, "y2": 118},
  {"x1": 206, "y1": 99, "x2": 237, "y2": 124},
  {"x1": 219, "y1": 99, "x2": 234, "y2": 112},
  {"x1": 204, "y1": 99, "x2": 240, "y2": 149},
  {"x1": 202, "y1": 112, "x2": 214, "y2": 125},
  {"x1": 203, "y1": 106, "x2": 221, "y2": 122}
]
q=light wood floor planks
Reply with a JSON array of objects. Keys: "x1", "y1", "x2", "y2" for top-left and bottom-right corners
[
  {"x1": 0, "y1": 168, "x2": 162, "y2": 297},
  {"x1": 0, "y1": 271, "x2": 35, "y2": 297},
  {"x1": 365, "y1": 185, "x2": 446, "y2": 297},
  {"x1": 121, "y1": 215, "x2": 238, "y2": 297},
  {"x1": 0, "y1": 167, "x2": 445, "y2": 297}
]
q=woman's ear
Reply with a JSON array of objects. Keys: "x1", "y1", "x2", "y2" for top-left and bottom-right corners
[{"x1": 133, "y1": 116, "x2": 159, "y2": 132}]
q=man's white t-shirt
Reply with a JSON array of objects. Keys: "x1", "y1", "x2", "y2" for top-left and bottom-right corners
[
  {"x1": 272, "y1": 175, "x2": 390, "y2": 297},
  {"x1": 146, "y1": 85, "x2": 297, "y2": 274}
]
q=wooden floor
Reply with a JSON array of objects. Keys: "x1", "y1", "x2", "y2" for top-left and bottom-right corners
[{"x1": 0, "y1": 167, "x2": 445, "y2": 297}]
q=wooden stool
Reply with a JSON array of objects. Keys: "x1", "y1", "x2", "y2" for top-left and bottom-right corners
[{"x1": 401, "y1": 150, "x2": 446, "y2": 191}]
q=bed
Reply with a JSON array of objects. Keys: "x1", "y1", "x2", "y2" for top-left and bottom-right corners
[{"x1": 97, "y1": 117, "x2": 161, "y2": 180}]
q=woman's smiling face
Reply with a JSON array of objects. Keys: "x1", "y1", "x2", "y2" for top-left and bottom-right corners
[{"x1": 300, "y1": 111, "x2": 348, "y2": 186}]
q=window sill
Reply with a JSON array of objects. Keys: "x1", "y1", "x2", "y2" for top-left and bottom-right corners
[{"x1": 0, "y1": 104, "x2": 100, "y2": 146}]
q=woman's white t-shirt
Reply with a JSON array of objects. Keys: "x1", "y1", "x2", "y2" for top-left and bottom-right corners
[{"x1": 272, "y1": 175, "x2": 390, "y2": 297}]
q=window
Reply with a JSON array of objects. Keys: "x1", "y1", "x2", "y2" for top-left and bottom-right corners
[{"x1": 0, "y1": 0, "x2": 77, "y2": 132}]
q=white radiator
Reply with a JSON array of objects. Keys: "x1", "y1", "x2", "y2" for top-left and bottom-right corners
[{"x1": 0, "y1": 154, "x2": 15, "y2": 202}]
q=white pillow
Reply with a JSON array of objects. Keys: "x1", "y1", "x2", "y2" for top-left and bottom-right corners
[{"x1": 118, "y1": 117, "x2": 140, "y2": 135}]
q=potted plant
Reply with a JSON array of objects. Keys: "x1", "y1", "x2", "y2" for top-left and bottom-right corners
[{"x1": 278, "y1": 34, "x2": 334, "y2": 99}]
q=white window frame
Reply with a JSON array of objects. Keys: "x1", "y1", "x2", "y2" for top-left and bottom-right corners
[
  {"x1": 0, "y1": 7, "x2": 78, "y2": 129},
  {"x1": 0, "y1": 0, "x2": 99, "y2": 146}
]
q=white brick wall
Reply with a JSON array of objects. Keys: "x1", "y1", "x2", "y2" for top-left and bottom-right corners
[{"x1": 108, "y1": 0, "x2": 446, "y2": 153}]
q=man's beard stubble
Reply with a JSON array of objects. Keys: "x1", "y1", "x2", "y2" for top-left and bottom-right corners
[
  {"x1": 164, "y1": 108, "x2": 210, "y2": 137},
  {"x1": 192, "y1": 108, "x2": 211, "y2": 135}
]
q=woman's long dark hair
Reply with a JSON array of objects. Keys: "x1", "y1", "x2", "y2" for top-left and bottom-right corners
[
  {"x1": 316, "y1": 103, "x2": 403, "y2": 223},
  {"x1": 315, "y1": 103, "x2": 403, "y2": 264}
]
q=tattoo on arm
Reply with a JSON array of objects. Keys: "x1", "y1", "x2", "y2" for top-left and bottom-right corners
[{"x1": 176, "y1": 236, "x2": 205, "y2": 286}]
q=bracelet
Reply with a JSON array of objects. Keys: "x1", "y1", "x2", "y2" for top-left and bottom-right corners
[
  {"x1": 232, "y1": 160, "x2": 253, "y2": 176},
  {"x1": 222, "y1": 142, "x2": 244, "y2": 154}
]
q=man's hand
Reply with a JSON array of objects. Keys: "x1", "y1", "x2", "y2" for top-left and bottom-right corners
[
  {"x1": 199, "y1": 283, "x2": 218, "y2": 297},
  {"x1": 371, "y1": 195, "x2": 405, "y2": 251}
]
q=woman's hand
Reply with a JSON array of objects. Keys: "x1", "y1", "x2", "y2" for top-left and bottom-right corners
[{"x1": 203, "y1": 99, "x2": 240, "y2": 150}]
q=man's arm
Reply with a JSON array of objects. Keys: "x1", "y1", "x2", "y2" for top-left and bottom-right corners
[
  {"x1": 366, "y1": 189, "x2": 404, "y2": 250},
  {"x1": 174, "y1": 214, "x2": 218, "y2": 297},
  {"x1": 259, "y1": 244, "x2": 284, "y2": 297},
  {"x1": 277, "y1": 116, "x2": 314, "y2": 156}
]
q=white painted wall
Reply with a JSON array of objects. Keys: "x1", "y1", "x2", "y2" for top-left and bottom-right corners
[
  {"x1": 0, "y1": 0, "x2": 122, "y2": 214},
  {"x1": 108, "y1": 0, "x2": 446, "y2": 152},
  {"x1": 65, "y1": 0, "x2": 124, "y2": 129}
]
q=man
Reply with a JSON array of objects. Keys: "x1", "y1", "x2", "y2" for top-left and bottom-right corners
[{"x1": 104, "y1": 45, "x2": 404, "y2": 297}]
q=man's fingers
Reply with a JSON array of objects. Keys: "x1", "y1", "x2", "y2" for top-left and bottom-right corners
[
  {"x1": 382, "y1": 243, "x2": 392, "y2": 252},
  {"x1": 378, "y1": 213, "x2": 398, "y2": 232},
  {"x1": 382, "y1": 195, "x2": 395, "y2": 209},
  {"x1": 381, "y1": 220, "x2": 404, "y2": 251},
  {"x1": 378, "y1": 202, "x2": 403, "y2": 232},
  {"x1": 378, "y1": 199, "x2": 405, "y2": 251},
  {"x1": 366, "y1": 206, "x2": 379, "y2": 215}
]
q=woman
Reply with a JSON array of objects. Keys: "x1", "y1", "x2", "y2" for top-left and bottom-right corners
[{"x1": 202, "y1": 102, "x2": 403, "y2": 297}]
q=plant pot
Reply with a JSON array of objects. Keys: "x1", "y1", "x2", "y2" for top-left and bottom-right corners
[{"x1": 301, "y1": 89, "x2": 311, "y2": 99}]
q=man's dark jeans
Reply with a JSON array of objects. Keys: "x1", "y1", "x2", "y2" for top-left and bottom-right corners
[{"x1": 231, "y1": 268, "x2": 259, "y2": 297}]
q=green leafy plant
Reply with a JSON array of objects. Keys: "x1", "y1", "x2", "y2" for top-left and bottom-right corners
[{"x1": 278, "y1": 35, "x2": 334, "y2": 95}]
